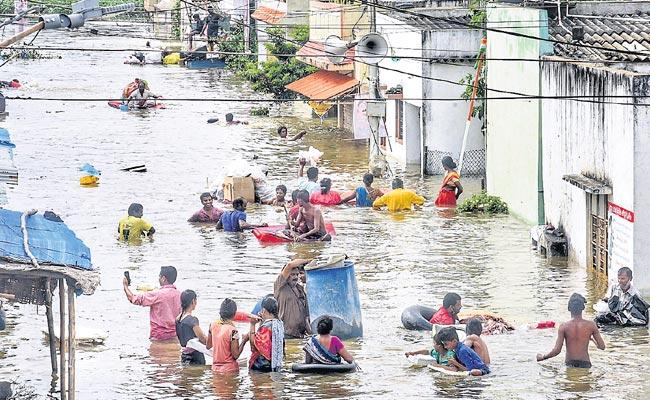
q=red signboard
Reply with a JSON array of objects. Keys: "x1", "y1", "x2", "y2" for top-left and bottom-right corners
[{"x1": 608, "y1": 202, "x2": 634, "y2": 223}]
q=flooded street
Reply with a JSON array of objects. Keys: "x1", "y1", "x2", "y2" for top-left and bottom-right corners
[{"x1": 1, "y1": 22, "x2": 649, "y2": 399}]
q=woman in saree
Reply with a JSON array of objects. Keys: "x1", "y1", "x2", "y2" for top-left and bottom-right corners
[
  {"x1": 434, "y1": 156, "x2": 463, "y2": 208},
  {"x1": 249, "y1": 297, "x2": 285, "y2": 372},
  {"x1": 303, "y1": 316, "x2": 354, "y2": 365}
]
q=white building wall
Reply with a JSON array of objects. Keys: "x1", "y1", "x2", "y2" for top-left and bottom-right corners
[
  {"x1": 485, "y1": 6, "x2": 552, "y2": 223},
  {"x1": 377, "y1": 13, "x2": 422, "y2": 165},
  {"x1": 632, "y1": 76, "x2": 650, "y2": 295},
  {"x1": 541, "y1": 61, "x2": 636, "y2": 269},
  {"x1": 422, "y1": 29, "x2": 484, "y2": 175}
]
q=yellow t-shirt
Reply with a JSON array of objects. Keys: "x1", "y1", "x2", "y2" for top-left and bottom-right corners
[
  {"x1": 118, "y1": 216, "x2": 153, "y2": 241},
  {"x1": 372, "y1": 188, "x2": 425, "y2": 212}
]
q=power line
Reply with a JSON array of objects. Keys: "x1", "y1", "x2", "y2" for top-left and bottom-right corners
[
  {"x1": 2, "y1": 95, "x2": 645, "y2": 107},
  {"x1": 361, "y1": 0, "x2": 650, "y2": 59},
  {"x1": 9, "y1": 44, "x2": 650, "y2": 64}
]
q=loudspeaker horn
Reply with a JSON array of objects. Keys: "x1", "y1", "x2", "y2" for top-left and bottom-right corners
[
  {"x1": 356, "y1": 33, "x2": 388, "y2": 64},
  {"x1": 324, "y1": 35, "x2": 353, "y2": 65}
]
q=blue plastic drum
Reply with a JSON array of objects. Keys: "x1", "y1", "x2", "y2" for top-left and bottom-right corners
[{"x1": 305, "y1": 260, "x2": 363, "y2": 339}]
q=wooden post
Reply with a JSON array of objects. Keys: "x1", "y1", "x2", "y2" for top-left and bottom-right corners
[
  {"x1": 67, "y1": 280, "x2": 76, "y2": 400},
  {"x1": 0, "y1": 21, "x2": 44, "y2": 49},
  {"x1": 45, "y1": 280, "x2": 58, "y2": 376},
  {"x1": 59, "y1": 279, "x2": 67, "y2": 400}
]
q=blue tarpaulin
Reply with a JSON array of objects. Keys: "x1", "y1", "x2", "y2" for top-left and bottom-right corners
[
  {"x1": 0, "y1": 209, "x2": 92, "y2": 269},
  {"x1": 0, "y1": 128, "x2": 15, "y2": 149}
]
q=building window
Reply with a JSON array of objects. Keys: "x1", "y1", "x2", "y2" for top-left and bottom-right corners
[
  {"x1": 380, "y1": 136, "x2": 386, "y2": 149},
  {"x1": 588, "y1": 193, "x2": 609, "y2": 277},
  {"x1": 395, "y1": 99, "x2": 403, "y2": 143}
]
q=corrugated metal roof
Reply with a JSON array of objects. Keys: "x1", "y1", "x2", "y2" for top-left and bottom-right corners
[
  {"x1": 385, "y1": 11, "x2": 473, "y2": 30},
  {"x1": 296, "y1": 41, "x2": 355, "y2": 64},
  {"x1": 285, "y1": 70, "x2": 359, "y2": 100},
  {"x1": 549, "y1": 14, "x2": 650, "y2": 61},
  {"x1": 251, "y1": 6, "x2": 286, "y2": 25}
]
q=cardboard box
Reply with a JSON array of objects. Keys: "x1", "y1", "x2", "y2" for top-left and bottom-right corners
[{"x1": 223, "y1": 176, "x2": 255, "y2": 203}]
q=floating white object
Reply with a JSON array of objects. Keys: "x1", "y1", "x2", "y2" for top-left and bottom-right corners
[
  {"x1": 593, "y1": 300, "x2": 609, "y2": 314},
  {"x1": 43, "y1": 326, "x2": 107, "y2": 345},
  {"x1": 428, "y1": 364, "x2": 468, "y2": 376},
  {"x1": 186, "y1": 338, "x2": 212, "y2": 361},
  {"x1": 407, "y1": 355, "x2": 436, "y2": 367}
]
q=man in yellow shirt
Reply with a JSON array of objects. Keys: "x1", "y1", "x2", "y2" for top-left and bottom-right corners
[
  {"x1": 118, "y1": 203, "x2": 155, "y2": 242},
  {"x1": 372, "y1": 178, "x2": 426, "y2": 212}
]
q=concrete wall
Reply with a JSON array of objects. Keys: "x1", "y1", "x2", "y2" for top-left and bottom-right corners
[
  {"x1": 309, "y1": 3, "x2": 342, "y2": 41},
  {"x1": 632, "y1": 76, "x2": 650, "y2": 295},
  {"x1": 485, "y1": 6, "x2": 552, "y2": 224},
  {"x1": 377, "y1": 13, "x2": 422, "y2": 165},
  {"x1": 541, "y1": 60, "x2": 635, "y2": 268},
  {"x1": 422, "y1": 27, "x2": 483, "y2": 175}
]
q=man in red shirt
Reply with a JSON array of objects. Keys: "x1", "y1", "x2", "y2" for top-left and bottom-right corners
[{"x1": 429, "y1": 293, "x2": 462, "y2": 325}]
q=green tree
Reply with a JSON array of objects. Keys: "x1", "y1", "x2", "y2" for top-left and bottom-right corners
[{"x1": 223, "y1": 25, "x2": 315, "y2": 99}]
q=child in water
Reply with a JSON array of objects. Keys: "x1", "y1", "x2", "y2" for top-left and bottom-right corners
[
  {"x1": 464, "y1": 318, "x2": 490, "y2": 365},
  {"x1": 405, "y1": 331, "x2": 456, "y2": 369},
  {"x1": 270, "y1": 184, "x2": 288, "y2": 206}
]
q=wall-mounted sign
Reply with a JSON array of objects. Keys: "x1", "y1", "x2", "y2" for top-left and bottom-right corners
[{"x1": 608, "y1": 202, "x2": 634, "y2": 281}]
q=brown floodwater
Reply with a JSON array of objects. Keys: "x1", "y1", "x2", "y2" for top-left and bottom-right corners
[{"x1": 1, "y1": 22, "x2": 649, "y2": 400}]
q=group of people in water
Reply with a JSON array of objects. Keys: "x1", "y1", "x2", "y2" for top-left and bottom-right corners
[
  {"x1": 121, "y1": 257, "x2": 356, "y2": 373},
  {"x1": 113, "y1": 122, "x2": 649, "y2": 378}
]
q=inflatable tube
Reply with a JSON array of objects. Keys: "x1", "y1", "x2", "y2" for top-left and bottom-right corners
[
  {"x1": 428, "y1": 364, "x2": 469, "y2": 376},
  {"x1": 108, "y1": 101, "x2": 166, "y2": 110},
  {"x1": 291, "y1": 362, "x2": 357, "y2": 374},
  {"x1": 252, "y1": 223, "x2": 336, "y2": 244},
  {"x1": 401, "y1": 305, "x2": 436, "y2": 331}
]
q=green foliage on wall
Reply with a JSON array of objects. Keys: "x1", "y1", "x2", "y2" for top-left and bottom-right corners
[{"x1": 457, "y1": 191, "x2": 509, "y2": 214}]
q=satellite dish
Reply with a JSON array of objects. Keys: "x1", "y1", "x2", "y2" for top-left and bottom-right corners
[
  {"x1": 324, "y1": 35, "x2": 352, "y2": 64},
  {"x1": 357, "y1": 33, "x2": 388, "y2": 64}
]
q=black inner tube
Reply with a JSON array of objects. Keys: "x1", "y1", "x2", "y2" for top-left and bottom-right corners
[
  {"x1": 291, "y1": 362, "x2": 357, "y2": 374},
  {"x1": 401, "y1": 305, "x2": 436, "y2": 331}
]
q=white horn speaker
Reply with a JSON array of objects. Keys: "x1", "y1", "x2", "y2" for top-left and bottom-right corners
[
  {"x1": 356, "y1": 33, "x2": 388, "y2": 64},
  {"x1": 324, "y1": 35, "x2": 352, "y2": 64}
]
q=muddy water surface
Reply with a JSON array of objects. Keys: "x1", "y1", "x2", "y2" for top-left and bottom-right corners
[{"x1": 1, "y1": 22, "x2": 649, "y2": 400}]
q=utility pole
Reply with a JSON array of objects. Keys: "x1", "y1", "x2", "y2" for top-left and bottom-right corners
[
  {"x1": 367, "y1": 0, "x2": 388, "y2": 177},
  {"x1": 0, "y1": 0, "x2": 135, "y2": 49}
]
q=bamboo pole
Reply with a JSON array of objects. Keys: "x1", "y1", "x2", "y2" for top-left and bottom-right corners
[
  {"x1": 67, "y1": 280, "x2": 76, "y2": 400},
  {"x1": 59, "y1": 279, "x2": 66, "y2": 400},
  {"x1": 45, "y1": 280, "x2": 58, "y2": 376},
  {"x1": 0, "y1": 21, "x2": 44, "y2": 49}
]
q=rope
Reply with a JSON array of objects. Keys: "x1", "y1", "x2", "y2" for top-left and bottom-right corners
[{"x1": 20, "y1": 209, "x2": 39, "y2": 269}]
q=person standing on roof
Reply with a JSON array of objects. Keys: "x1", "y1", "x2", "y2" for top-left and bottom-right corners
[{"x1": 202, "y1": 6, "x2": 221, "y2": 51}]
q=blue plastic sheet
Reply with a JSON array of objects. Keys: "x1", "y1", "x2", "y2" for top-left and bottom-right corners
[
  {"x1": 0, "y1": 209, "x2": 92, "y2": 269},
  {"x1": 0, "y1": 128, "x2": 15, "y2": 149},
  {"x1": 79, "y1": 163, "x2": 101, "y2": 177}
]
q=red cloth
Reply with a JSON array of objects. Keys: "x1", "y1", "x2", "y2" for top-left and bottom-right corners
[
  {"x1": 289, "y1": 205, "x2": 300, "y2": 220},
  {"x1": 434, "y1": 189, "x2": 457, "y2": 207},
  {"x1": 429, "y1": 307, "x2": 454, "y2": 325},
  {"x1": 310, "y1": 191, "x2": 342, "y2": 206}
]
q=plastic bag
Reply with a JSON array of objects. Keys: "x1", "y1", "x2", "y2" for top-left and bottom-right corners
[
  {"x1": 298, "y1": 146, "x2": 323, "y2": 167},
  {"x1": 79, "y1": 163, "x2": 101, "y2": 177}
]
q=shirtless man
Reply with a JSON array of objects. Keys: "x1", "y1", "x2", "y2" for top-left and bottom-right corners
[
  {"x1": 464, "y1": 318, "x2": 490, "y2": 365},
  {"x1": 293, "y1": 190, "x2": 330, "y2": 242},
  {"x1": 537, "y1": 293, "x2": 606, "y2": 368}
]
